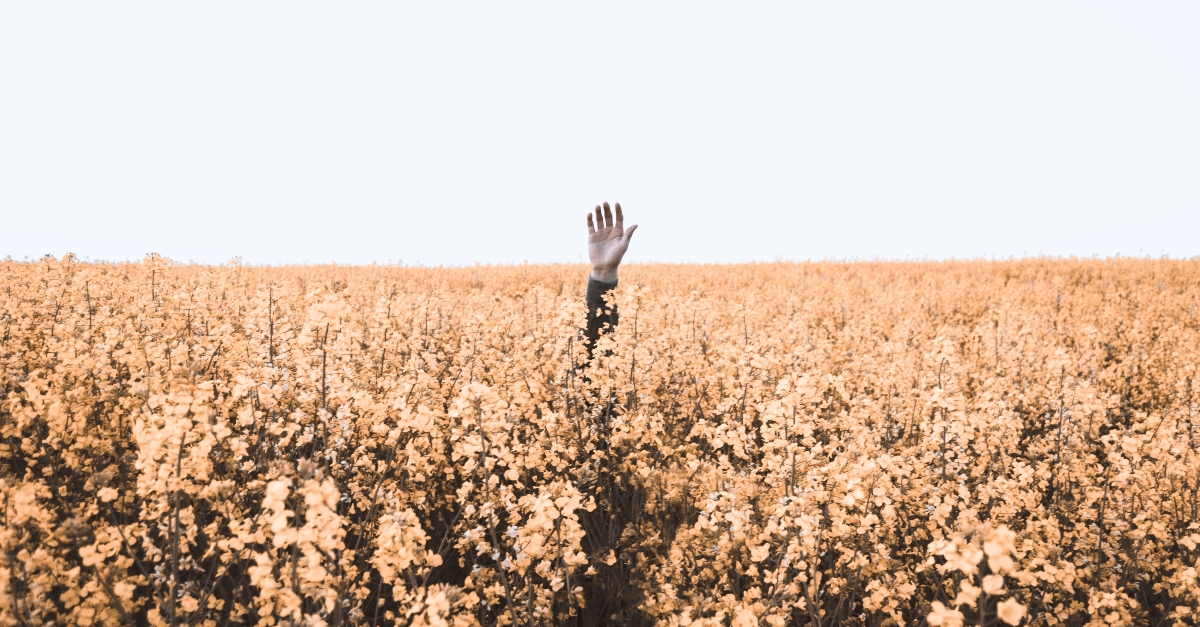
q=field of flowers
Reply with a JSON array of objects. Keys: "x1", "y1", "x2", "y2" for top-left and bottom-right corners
[{"x1": 2, "y1": 255, "x2": 1199, "y2": 626}]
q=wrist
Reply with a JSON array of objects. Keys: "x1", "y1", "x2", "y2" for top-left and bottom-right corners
[{"x1": 590, "y1": 265, "x2": 618, "y2": 283}]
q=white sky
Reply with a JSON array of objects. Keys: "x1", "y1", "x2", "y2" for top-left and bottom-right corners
[{"x1": 2, "y1": 3, "x2": 1198, "y2": 265}]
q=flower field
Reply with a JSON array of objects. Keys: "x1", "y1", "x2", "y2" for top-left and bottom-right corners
[{"x1": 2, "y1": 256, "x2": 1199, "y2": 626}]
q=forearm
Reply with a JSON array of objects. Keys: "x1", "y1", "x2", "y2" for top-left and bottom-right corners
[{"x1": 585, "y1": 276, "x2": 619, "y2": 356}]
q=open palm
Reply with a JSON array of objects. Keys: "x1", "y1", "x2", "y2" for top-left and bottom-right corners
[{"x1": 587, "y1": 202, "x2": 637, "y2": 283}]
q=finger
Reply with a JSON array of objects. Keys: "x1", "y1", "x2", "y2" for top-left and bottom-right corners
[
  {"x1": 587, "y1": 213, "x2": 596, "y2": 234},
  {"x1": 614, "y1": 202, "x2": 624, "y2": 231},
  {"x1": 623, "y1": 224, "x2": 638, "y2": 245},
  {"x1": 594, "y1": 205, "x2": 604, "y2": 230},
  {"x1": 603, "y1": 202, "x2": 613, "y2": 229}
]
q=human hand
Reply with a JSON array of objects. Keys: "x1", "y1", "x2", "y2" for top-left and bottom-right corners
[{"x1": 587, "y1": 202, "x2": 637, "y2": 283}]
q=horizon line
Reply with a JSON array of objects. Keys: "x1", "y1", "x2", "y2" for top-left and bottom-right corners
[{"x1": 5, "y1": 253, "x2": 1197, "y2": 269}]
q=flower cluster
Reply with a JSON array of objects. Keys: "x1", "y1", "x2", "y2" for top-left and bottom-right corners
[{"x1": 2, "y1": 255, "x2": 1199, "y2": 625}]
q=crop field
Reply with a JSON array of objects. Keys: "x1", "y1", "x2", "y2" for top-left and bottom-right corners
[{"x1": 2, "y1": 256, "x2": 1199, "y2": 626}]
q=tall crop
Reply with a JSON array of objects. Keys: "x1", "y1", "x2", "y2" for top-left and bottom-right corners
[{"x1": 1, "y1": 256, "x2": 1198, "y2": 626}]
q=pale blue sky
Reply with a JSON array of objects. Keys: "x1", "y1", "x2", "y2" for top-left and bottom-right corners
[{"x1": 2, "y1": 2, "x2": 1197, "y2": 265}]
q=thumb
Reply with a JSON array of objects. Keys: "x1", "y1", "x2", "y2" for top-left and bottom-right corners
[{"x1": 623, "y1": 224, "x2": 638, "y2": 243}]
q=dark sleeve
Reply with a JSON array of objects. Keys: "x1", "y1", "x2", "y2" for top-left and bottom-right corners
[{"x1": 585, "y1": 277, "x2": 619, "y2": 357}]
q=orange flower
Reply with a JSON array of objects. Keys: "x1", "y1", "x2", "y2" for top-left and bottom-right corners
[{"x1": 996, "y1": 598, "x2": 1027, "y2": 625}]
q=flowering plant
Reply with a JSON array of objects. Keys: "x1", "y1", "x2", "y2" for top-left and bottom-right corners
[{"x1": 2, "y1": 256, "x2": 1198, "y2": 625}]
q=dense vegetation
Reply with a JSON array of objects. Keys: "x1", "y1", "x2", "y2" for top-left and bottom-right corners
[{"x1": 2, "y1": 257, "x2": 1198, "y2": 626}]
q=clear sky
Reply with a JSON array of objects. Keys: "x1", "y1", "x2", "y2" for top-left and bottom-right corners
[{"x1": 2, "y1": 3, "x2": 1197, "y2": 266}]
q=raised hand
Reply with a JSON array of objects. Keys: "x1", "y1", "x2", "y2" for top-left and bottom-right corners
[{"x1": 587, "y1": 202, "x2": 637, "y2": 283}]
